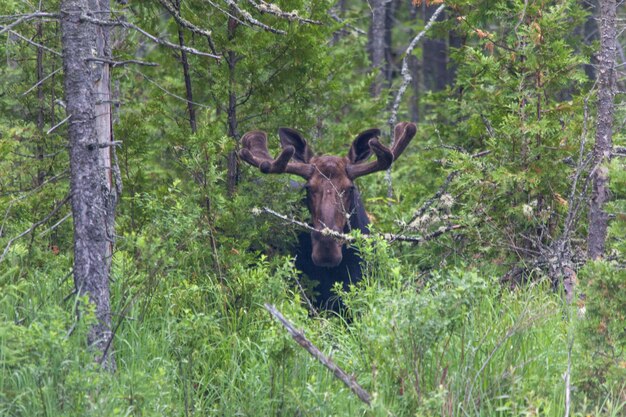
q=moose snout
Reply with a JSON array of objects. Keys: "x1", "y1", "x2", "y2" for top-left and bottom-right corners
[{"x1": 311, "y1": 232, "x2": 343, "y2": 267}]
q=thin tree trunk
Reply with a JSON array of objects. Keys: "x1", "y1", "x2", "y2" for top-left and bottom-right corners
[
  {"x1": 368, "y1": 0, "x2": 391, "y2": 97},
  {"x1": 61, "y1": 0, "x2": 116, "y2": 370},
  {"x1": 588, "y1": 0, "x2": 616, "y2": 260},
  {"x1": 226, "y1": 14, "x2": 239, "y2": 196},
  {"x1": 36, "y1": 22, "x2": 46, "y2": 187},
  {"x1": 175, "y1": 0, "x2": 197, "y2": 133},
  {"x1": 421, "y1": 3, "x2": 447, "y2": 91}
]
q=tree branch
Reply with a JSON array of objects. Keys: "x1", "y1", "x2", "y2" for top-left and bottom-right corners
[
  {"x1": 78, "y1": 14, "x2": 222, "y2": 59},
  {"x1": 0, "y1": 11, "x2": 58, "y2": 35},
  {"x1": 1, "y1": 195, "x2": 70, "y2": 264},
  {"x1": 253, "y1": 206, "x2": 461, "y2": 244},
  {"x1": 247, "y1": 0, "x2": 322, "y2": 25},
  {"x1": 264, "y1": 303, "x2": 372, "y2": 405}
]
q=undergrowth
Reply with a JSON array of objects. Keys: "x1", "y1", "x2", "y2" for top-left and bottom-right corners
[{"x1": 1, "y1": 234, "x2": 624, "y2": 416}]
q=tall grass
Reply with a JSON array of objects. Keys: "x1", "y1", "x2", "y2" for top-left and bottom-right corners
[{"x1": 0, "y1": 239, "x2": 623, "y2": 416}]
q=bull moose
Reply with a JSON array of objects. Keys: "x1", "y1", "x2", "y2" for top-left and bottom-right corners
[{"x1": 240, "y1": 122, "x2": 417, "y2": 310}]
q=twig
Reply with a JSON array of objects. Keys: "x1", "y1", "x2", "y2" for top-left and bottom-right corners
[
  {"x1": 328, "y1": 10, "x2": 366, "y2": 35},
  {"x1": 85, "y1": 57, "x2": 158, "y2": 67},
  {"x1": 22, "y1": 68, "x2": 62, "y2": 96},
  {"x1": 1, "y1": 195, "x2": 70, "y2": 264},
  {"x1": 8, "y1": 29, "x2": 62, "y2": 56},
  {"x1": 134, "y1": 69, "x2": 215, "y2": 109},
  {"x1": 38, "y1": 212, "x2": 71, "y2": 237},
  {"x1": 264, "y1": 303, "x2": 372, "y2": 405},
  {"x1": 0, "y1": 11, "x2": 58, "y2": 35},
  {"x1": 47, "y1": 114, "x2": 71, "y2": 134}
]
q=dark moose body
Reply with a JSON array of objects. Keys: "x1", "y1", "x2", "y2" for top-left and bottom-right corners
[{"x1": 240, "y1": 122, "x2": 417, "y2": 310}]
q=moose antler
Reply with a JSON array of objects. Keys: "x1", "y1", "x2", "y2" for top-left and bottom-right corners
[
  {"x1": 240, "y1": 131, "x2": 314, "y2": 178},
  {"x1": 346, "y1": 122, "x2": 417, "y2": 179}
]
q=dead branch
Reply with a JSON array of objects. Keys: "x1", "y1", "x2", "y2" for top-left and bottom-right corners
[
  {"x1": 78, "y1": 14, "x2": 222, "y2": 60},
  {"x1": 157, "y1": 0, "x2": 216, "y2": 42},
  {"x1": 85, "y1": 57, "x2": 158, "y2": 67},
  {"x1": 224, "y1": 0, "x2": 286, "y2": 34},
  {"x1": 134, "y1": 69, "x2": 215, "y2": 109},
  {"x1": 264, "y1": 303, "x2": 372, "y2": 405},
  {"x1": 328, "y1": 10, "x2": 366, "y2": 35},
  {"x1": 253, "y1": 206, "x2": 461, "y2": 244},
  {"x1": 0, "y1": 195, "x2": 70, "y2": 264},
  {"x1": 22, "y1": 68, "x2": 62, "y2": 96},
  {"x1": 247, "y1": 0, "x2": 322, "y2": 25},
  {"x1": 7, "y1": 29, "x2": 62, "y2": 56},
  {"x1": 0, "y1": 11, "x2": 58, "y2": 35}
]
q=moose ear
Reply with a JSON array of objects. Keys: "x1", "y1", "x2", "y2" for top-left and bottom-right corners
[
  {"x1": 348, "y1": 128, "x2": 381, "y2": 164},
  {"x1": 278, "y1": 128, "x2": 313, "y2": 163}
]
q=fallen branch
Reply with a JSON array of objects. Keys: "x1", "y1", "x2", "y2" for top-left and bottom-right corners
[
  {"x1": 264, "y1": 303, "x2": 372, "y2": 405},
  {"x1": 253, "y1": 206, "x2": 462, "y2": 244}
]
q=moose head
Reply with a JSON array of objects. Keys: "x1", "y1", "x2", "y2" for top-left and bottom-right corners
[{"x1": 240, "y1": 122, "x2": 417, "y2": 268}]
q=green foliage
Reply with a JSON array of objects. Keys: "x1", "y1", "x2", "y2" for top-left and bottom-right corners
[
  {"x1": 1, "y1": 0, "x2": 625, "y2": 416},
  {"x1": 419, "y1": 0, "x2": 591, "y2": 269},
  {"x1": 576, "y1": 261, "x2": 626, "y2": 404}
]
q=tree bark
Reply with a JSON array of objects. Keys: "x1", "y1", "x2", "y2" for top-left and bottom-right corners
[
  {"x1": 368, "y1": 0, "x2": 392, "y2": 97},
  {"x1": 61, "y1": 0, "x2": 116, "y2": 370},
  {"x1": 421, "y1": 3, "x2": 448, "y2": 91},
  {"x1": 175, "y1": 0, "x2": 197, "y2": 133},
  {"x1": 588, "y1": 0, "x2": 616, "y2": 260}
]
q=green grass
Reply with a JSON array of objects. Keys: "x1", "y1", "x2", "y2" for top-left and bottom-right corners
[{"x1": 0, "y1": 245, "x2": 624, "y2": 417}]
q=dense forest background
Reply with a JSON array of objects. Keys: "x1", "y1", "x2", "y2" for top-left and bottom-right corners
[{"x1": 1, "y1": 0, "x2": 625, "y2": 415}]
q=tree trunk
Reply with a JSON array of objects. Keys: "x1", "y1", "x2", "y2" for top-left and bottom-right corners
[
  {"x1": 175, "y1": 0, "x2": 197, "y2": 133},
  {"x1": 368, "y1": 0, "x2": 392, "y2": 97},
  {"x1": 588, "y1": 0, "x2": 616, "y2": 260},
  {"x1": 61, "y1": 0, "x2": 117, "y2": 370},
  {"x1": 422, "y1": 3, "x2": 448, "y2": 91},
  {"x1": 226, "y1": 14, "x2": 239, "y2": 196}
]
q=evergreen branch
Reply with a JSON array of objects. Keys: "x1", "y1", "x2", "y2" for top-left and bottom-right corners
[
  {"x1": 264, "y1": 303, "x2": 372, "y2": 405},
  {"x1": 78, "y1": 14, "x2": 222, "y2": 59}
]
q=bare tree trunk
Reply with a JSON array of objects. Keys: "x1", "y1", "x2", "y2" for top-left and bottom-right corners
[
  {"x1": 61, "y1": 0, "x2": 117, "y2": 370},
  {"x1": 36, "y1": 22, "x2": 46, "y2": 187},
  {"x1": 175, "y1": 0, "x2": 197, "y2": 133},
  {"x1": 368, "y1": 0, "x2": 392, "y2": 97},
  {"x1": 421, "y1": 3, "x2": 448, "y2": 91},
  {"x1": 588, "y1": 0, "x2": 616, "y2": 260},
  {"x1": 226, "y1": 14, "x2": 239, "y2": 196}
]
